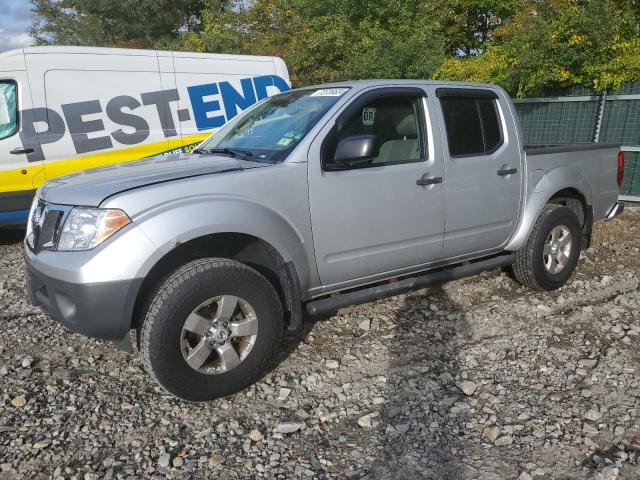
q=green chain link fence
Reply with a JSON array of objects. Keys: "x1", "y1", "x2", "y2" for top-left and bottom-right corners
[{"x1": 513, "y1": 82, "x2": 640, "y2": 199}]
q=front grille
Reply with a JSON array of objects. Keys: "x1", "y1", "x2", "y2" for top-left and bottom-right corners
[
  {"x1": 28, "y1": 200, "x2": 72, "y2": 253},
  {"x1": 36, "y1": 209, "x2": 63, "y2": 252}
]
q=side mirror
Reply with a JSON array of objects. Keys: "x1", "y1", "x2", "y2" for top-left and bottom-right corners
[{"x1": 333, "y1": 134, "x2": 379, "y2": 166}]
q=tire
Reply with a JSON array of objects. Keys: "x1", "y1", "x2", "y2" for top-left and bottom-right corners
[
  {"x1": 139, "y1": 258, "x2": 283, "y2": 401},
  {"x1": 513, "y1": 204, "x2": 582, "y2": 291}
]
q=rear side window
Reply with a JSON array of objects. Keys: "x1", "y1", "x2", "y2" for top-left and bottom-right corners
[
  {"x1": 0, "y1": 81, "x2": 17, "y2": 140},
  {"x1": 440, "y1": 95, "x2": 502, "y2": 156}
]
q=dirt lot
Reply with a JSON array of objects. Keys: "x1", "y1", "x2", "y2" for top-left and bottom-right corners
[{"x1": 1, "y1": 208, "x2": 639, "y2": 480}]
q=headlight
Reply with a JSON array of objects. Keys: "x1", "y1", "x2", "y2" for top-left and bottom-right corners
[
  {"x1": 25, "y1": 196, "x2": 41, "y2": 249},
  {"x1": 58, "y1": 208, "x2": 131, "y2": 251}
]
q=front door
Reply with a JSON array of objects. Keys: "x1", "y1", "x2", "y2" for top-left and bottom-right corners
[
  {"x1": 435, "y1": 88, "x2": 522, "y2": 258},
  {"x1": 0, "y1": 72, "x2": 43, "y2": 225},
  {"x1": 308, "y1": 88, "x2": 445, "y2": 288}
]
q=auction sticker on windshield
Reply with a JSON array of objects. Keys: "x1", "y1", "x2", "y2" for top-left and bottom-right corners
[{"x1": 311, "y1": 88, "x2": 349, "y2": 97}]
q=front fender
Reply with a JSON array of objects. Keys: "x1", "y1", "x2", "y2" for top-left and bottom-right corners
[
  {"x1": 133, "y1": 195, "x2": 313, "y2": 289},
  {"x1": 505, "y1": 166, "x2": 592, "y2": 251}
]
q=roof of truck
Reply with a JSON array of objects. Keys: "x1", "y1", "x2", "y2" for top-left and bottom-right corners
[{"x1": 302, "y1": 79, "x2": 503, "y2": 91}]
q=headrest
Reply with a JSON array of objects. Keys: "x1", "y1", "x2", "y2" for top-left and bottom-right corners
[
  {"x1": 394, "y1": 111, "x2": 417, "y2": 137},
  {"x1": 361, "y1": 105, "x2": 417, "y2": 137}
]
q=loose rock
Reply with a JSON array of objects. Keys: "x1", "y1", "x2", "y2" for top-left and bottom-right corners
[
  {"x1": 357, "y1": 412, "x2": 379, "y2": 428},
  {"x1": 456, "y1": 380, "x2": 478, "y2": 396},
  {"x1": 10, "y1": 394, "x2": 26, "y2": 408},
  {"x1": 209, "y1": 454, "x2": 226, "y2": 466},
  {"x1": 157, "y1": 453, "x2": 171, "y2": 468},
  {"x1": 273, "y1": 422, "x2": 304, "y2": 434},
  {"x1": 325, "y1": 359, "x2": 340, "y2": 369}
]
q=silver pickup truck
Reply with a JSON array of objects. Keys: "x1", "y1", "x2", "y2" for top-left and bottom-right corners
[{"x1": 24, "y1": 80, "x2": 625, "y2": 401}]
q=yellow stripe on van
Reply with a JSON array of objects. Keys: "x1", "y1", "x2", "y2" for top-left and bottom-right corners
[
  {"x1": 0, "y1": 163, "x2": 45, "y2": 194},
  {"x1": 0, "y1": 132, "x2": 211, "y2": 194}
]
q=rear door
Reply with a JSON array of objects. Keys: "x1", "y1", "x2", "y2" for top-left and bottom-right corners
[
  {"x1": 435, "y1": 88, "x2": 521, "y2": 258},
  {"x1": 308, "y1": 87, "x2": 445, "y2": 288},
  {"x1": 0, "y1": 72, "x2": 42, "y2": 224}
]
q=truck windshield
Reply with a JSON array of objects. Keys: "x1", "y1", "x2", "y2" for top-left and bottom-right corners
[{"x1": 198, "y1": 87, "x2": 350, "y2": 163}]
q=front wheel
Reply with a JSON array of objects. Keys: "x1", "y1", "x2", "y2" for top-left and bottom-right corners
[
  {"x1": 513, "y1": 204, "x2": 582, "y2": 291},
  {"x1": 139, "y1": 258, "x2": 283, "y2": 401}
]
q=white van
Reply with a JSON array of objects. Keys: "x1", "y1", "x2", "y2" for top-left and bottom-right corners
[{"x1": 0, "y1": 46, "x2": 290, "y2": 226}]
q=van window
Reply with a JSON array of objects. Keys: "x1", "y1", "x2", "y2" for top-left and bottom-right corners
[
  {"x1": 0, "y1": 81, "x2": 17, "y2": 140},
  {"x1": 440, "y1": 96, "x2": 502, "y2": 156}
]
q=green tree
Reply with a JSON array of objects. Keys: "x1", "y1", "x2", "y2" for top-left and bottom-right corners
[
  {"x1": 181, "y1": 0, "x2": 446, "y2": 86},
  {"x1": 31, "y1": 0, "x2": 640, "y2": 94},
  {"x1": 31, "y1": 0, "x2": 208, "y2": 48},
  {"x1": 435, "y1": 0, "x2": 521, "y2": 55},
  {"x1": 436, "y1": 0, "x2": 640, "y2": 96}
]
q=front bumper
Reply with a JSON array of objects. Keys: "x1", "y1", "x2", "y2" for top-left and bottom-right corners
[
  {"x1": 25, "y1": 259, "x2": 143, "y2": 340},
  {"x1": 606, "y1": 201, "x2": 625, "y2": 220}
]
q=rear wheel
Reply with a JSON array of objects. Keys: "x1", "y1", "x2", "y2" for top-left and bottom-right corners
[
  {"x1": 513, "y1": 204, "x2": 582, "y2": 291},
  {"x1": 139, "y1": 258, "x2": 283, "y2": 401}
]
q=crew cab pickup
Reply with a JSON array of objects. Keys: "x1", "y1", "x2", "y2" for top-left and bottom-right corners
[{"x1": 24, "y1": 80, "x2": 625, "y2": 401}]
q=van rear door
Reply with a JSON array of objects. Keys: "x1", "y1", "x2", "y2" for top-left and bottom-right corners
[
  {"x1": 0, "y1": 70, "x2": 43, "y2": 225},
  {"x1": 24, "y1": 49, "x2": 168, "y2": 183}
]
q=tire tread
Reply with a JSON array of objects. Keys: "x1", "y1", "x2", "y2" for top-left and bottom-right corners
[
  {"x1": 513, "y1": 204, "x2": 581, "y2": 291},
  {"x1": 139, "y1": 258, "x2": 283, "y2": 401}
]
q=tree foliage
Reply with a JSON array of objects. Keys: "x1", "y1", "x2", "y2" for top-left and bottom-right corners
[
  {"x1": 30, "y1": 0, "x2": 640, "y2": 94},
  {"x1": 435, "y1": 0, "x2": 521, "y2": 55},
  {"x1": 436, "y1": 0, "x2": 640, "y2": 95},
  {"x1": 31, "y1": 0, "x2": 207, "y2": 48},
  {"x1": 182, "y1": 0, "x2": 446, "y2": 86}
]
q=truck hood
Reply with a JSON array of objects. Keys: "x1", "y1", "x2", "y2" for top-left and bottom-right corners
[{"x1": 39, "y1": 153, "x2": 269, "y2": 206}]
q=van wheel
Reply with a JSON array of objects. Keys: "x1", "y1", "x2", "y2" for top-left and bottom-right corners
[
  {"x1": 513, "y1": 204, "x2": 582, "y2": 291},
  {"x1": 139, "y1": 258, "x2": 283, "y2": 401}
]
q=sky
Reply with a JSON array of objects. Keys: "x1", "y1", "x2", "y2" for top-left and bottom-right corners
[{"x1": 0, "y1": 0, "x2": 34, "y2": 53}]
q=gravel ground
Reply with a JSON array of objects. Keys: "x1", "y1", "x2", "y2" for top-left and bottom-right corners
[{"x1": 1, "y1": 207, "x2": 639, "y2": 480}]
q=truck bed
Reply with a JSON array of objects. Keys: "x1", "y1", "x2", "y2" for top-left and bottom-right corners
[{"x1": 523, "y1": 143, "x2": 620, "y2": 222}]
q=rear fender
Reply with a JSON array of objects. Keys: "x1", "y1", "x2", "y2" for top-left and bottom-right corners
[{"x1": 505, "y1": 166, "x2": 592, "y2": 251}]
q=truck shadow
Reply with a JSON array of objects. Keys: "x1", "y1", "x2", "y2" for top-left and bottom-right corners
[
  {"x1": 362, "y1": 285, "x2": 470, "y2": 479},
  {"x1": 272, "y1": 284, "x2": 470, "y2": 479}
]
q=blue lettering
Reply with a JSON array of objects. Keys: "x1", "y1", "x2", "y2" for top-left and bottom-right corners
[
  {"x1": 253, "y1": 75, "x2": 290, "y2": 101},
  {"x1": 272, "y1": 75, "x2": 290, "y2": 93},
  {"x1": 220, "y1": 78, "x2": 257, "y2": 121},
  {"x1": 187, "y1": 83, "x2": 225, "y2": 131},
  {"x1": 188, "y1": 75, "x2": 290, "y2": 130},
  {"x1": 252, "y1": 75, "x2": 274, "y2": 101}
]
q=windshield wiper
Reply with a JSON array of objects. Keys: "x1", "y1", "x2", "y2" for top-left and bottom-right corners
[{"x1": 197, "y1": 147, "x2": 254, "y2": 161}]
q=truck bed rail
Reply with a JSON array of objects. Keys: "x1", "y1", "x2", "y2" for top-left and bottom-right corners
[{"x1": 524, "y1": 143, "x2": 620, "y2": 155}]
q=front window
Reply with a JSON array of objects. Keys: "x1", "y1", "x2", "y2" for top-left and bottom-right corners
[
  {"x1": 199, "y1": 87, "x2": 350, "y2": 163},
  {"x1": 330, "y1": 95, "x2": 425, "y2": 168},
  {"x1": 0, "y1": 81, "x2": 17, "y2": 140}
]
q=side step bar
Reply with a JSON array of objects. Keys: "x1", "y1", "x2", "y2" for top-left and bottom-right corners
[{"x1": 305, "y1": 254, "x2": 515, "y2": 316}]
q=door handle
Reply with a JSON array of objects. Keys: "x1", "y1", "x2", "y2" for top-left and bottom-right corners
[
  {"x1": 497, "y1": 167, "x2": 517, "y2": 176},
  {"x1": 416, "y1": 176, "x2": 443, "y2": 186},
  {"x1": 10, "y1": 147, "x2": 34, "y2": 155}
]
